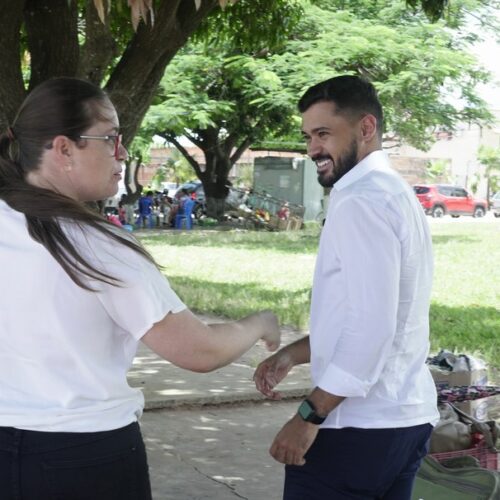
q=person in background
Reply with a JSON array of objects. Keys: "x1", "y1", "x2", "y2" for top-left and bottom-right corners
[
  {"x1": 277, "y1": 202, "x2": 290, "y2": 220},
  {"x1": 118, "y1": 198, "x2": 127, "y2": 225},
  {"x1": 178, "y1": 188, "x2": 190, "y2": 208},
  {"x1": 160, "y1": 194, "x2": 173, "y2": 227},
  {"x1": 254, "y1": 75, "x2": 439, "y2": 500},
  {"x1": 137, "y1": 190, "x2": 154, "y2": 229},
  {"x1": 0, "y1": 77, "x2": 281, "y2": 500}
]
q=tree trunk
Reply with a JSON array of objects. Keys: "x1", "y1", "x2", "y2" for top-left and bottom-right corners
[
  {"x1": 205, "y1": 197, "x2": 226, "y2": 220},
  {"x1": 0, "y1": 0, "x2": 218, "y2": 142},
  {"x1": 78, "y1": 0, "x2": 118, "y2": 84},
  {"x1": 105, "y1": 0, "x2": 219, "y2": 146},
  {"x1": 202, "y1": 151, "x2": 232, "y2": 220},
  {"x1": 0, "y1": 0, "x2": 27, "y2": 128},
  {"x1": 24, "y1": 0, "x2": 80, "y2": 91}
]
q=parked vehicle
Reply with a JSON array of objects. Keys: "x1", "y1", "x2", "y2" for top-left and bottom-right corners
[
  {"x1": 161, "y1": 181, "x2": 178, "y2": 198},
  {"x1": 491, "y1": 191, "x2": 500, "y2": 218},
  {"x1": 104, "y1": 182, "x2": 127, "y2": 215},
  {"x1": 413, "y1": 184, "x2": 488, "y2": 218}
]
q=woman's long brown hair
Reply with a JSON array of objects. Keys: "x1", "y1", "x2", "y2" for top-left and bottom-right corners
[{"x1": 0, "y1": 77, "x2": 156, "y2": 291}]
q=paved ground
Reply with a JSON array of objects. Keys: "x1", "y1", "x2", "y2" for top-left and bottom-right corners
[
  {"x1": 128, "y1": 315, "x2": 311, "y2": 499},
  {"x1": 128, "y1": 313, "x2": 500, "y2": 499},
  {"x1": 141, "y1": 401, "x2": 297, "y2": 500},
  {"x1": 127, "y1": 316, "x2": 312, "y2": 411}
]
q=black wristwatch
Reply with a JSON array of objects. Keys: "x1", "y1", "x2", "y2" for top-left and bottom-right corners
[{"x1": 297, "y1": 399, "x2": 326, "y2": 425}]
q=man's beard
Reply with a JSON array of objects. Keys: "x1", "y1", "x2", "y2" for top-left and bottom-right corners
[{"x1": 316, "y1": 140, "x2": 359, "y2": 188}]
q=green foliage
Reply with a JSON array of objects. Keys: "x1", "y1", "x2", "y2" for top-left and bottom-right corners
[
  {"x1": 426, "y1": 159, "x2": 451, "y2": 182},
  {"x1": 128, "y1": 134, "x2": 151, "y2": 163},
  {"x1": 143, "y1": 48, "x2": 297, "y2": 159},
  {"x1": 268, "y1": 4, "x2": 493, "y2": 150},
  {"x1": 405, "y1": 0, "x2": 500, "y2": 31},
  {"x1": 138, "y1": 219, "x2": 500, "y2": 368},
  {"x1": 477, "y1": 145, "x2": 500, "y2": 197},
  {"x1": 144, "y1": 0, "x2": 493, "y2": 164},
  {"x1": 194, "y1": 0, "x2": 304, "y2": 52},
  {"x1": 405, "y1": 0, "x2": 449, "y2": 21},
  {"x1": 151, "y1": 164, "x2": 168, "y2": 190},
  {"x1": 478, "y1": 145, "x2": 500, "y2": 173},
  {"x1": 144, "y1": 44, "x2": 299, "y2": 206},
  {"x1": 164, "y1": 149, "x2": 196, "y2": 185},
  {"x1": 468, "y1": 173, "x2": 480, "y2": 194}
]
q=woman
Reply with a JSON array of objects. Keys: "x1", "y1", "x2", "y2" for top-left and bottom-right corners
[{"x1": 0, "y1": 78, "x2": 280, "y2": 499}]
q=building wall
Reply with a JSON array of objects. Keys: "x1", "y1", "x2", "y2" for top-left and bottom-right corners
[
  {"x1": 146, "y1": 146, "x2": 299, "y2": 187},
  {"x1": 389, "y1": 111, "x2": 500, "y2": 196},
  {"x1": 143, "y1": 114, "x2": 500, "y2": 196}
]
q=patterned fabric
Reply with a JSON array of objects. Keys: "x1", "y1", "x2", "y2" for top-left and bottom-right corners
[{"x1": 437, "y1": 385, "x2": 500, "y2": 404}]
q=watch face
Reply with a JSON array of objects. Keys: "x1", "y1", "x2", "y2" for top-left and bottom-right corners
[
  {"x1": 298, "y1": 400, "x2": 314, "y2": 421},
  {"x1": 298, "y1": 400, "x2": 326, "y2": 424}
]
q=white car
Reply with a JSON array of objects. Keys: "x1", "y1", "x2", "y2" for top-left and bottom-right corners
[
  {"x1": 492, "y1": 191, "x2": 500, "y2": 218},
  {"x1": 161, "y1": 181, "x2": 178, "y2": 197}
]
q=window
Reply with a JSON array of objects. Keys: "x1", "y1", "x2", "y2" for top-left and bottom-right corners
[
  {"x1": 414, "y1": 186, "x2": 430, "y2": 194},
  {"x1": 453, "y1": 188, "x2": 468, "y2": 197},
  {"x1": 437, "y1": 186, "x2": 453, "y2": 196}
]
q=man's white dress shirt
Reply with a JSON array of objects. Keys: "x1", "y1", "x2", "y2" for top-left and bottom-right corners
[{"x1": 310, "y1": 150, "x2": 439, "y2": 429}]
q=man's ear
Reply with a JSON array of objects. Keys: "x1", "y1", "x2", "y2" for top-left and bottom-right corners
[{"x1": 359, "y1": 114, "x2": 378, "y2": 142}]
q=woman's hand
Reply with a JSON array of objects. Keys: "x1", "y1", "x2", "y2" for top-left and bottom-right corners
[{"x1": 255, "y1": 310, "x2": 281, "y2": 352}]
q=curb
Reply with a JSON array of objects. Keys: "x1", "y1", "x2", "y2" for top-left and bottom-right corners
[{"x1": 144, "y1": 387, "x2": 310, "y2": 411}]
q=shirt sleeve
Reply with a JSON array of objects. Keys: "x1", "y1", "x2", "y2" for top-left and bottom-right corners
[
  {"x1": 318, "y1": 195, "x2": 402, "y2": 398},
  {"x1": 69, "y1": 224, "x2": 186, "y2": 340}
]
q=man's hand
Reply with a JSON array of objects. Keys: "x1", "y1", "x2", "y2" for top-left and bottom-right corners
[
  {"x1": 253, "y1": 349, "x2": 294, "y2": 400},
  {"x1": 270, "y1": 414, "x2": 319, "y2": 465}
]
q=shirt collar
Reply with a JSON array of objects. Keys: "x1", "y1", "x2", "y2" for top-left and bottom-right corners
[{"x1": 333, "y1": 149, "x2": 389, "y2": 191}]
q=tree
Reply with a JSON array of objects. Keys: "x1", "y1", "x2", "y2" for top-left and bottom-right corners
[
  {"x1": 143, "y1": 0, "x2": 494, "y2": 217},
  {"x1": 0, "y1": 0, "x2": 304, "y2": 203},
  {"x1": 0, "y1": 0, "x2": 223, "y2": 142},
  {"x1": 268, "y1": 2, "x2": 493, "y2": 150},
  {"x1": 0, "y1": 0, "x2": 478, "y2": 207},
  {"x1": 426, "y1": 159, "x2": 452, "y2": 183},
  {"x1": 477, "y1": 145, "x2": 500, "y2": 201},
  {"x1": 142, "y1": 50, "x2": 299, "y2": 218}
]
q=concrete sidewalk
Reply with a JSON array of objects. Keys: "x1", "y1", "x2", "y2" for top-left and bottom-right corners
[
  {"x1": 141, "y1": 401, "x2": 296, "y2": 500},
  {"x1": 127, "y1": 316, "x2": 312, "y2": 410},
  {"x1": 128, "y1": 315, "x2": 500, "y2": 499}
]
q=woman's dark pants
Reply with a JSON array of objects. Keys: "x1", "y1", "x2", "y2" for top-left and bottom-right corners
[{"x1": 0, "y1": 422, "x2": 152, "y2": 500}]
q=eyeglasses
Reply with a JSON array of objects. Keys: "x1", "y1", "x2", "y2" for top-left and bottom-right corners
[{"x1": 78, "y1": 134, "x2": 123, "y2": 160}]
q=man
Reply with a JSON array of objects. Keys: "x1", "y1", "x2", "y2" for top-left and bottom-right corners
[
  {"x1": 137, "y1": 190, "x2": 154, "y2": 228},
  {"x1": 254, "y1": 75, "x2": 439, "y2": 500}
]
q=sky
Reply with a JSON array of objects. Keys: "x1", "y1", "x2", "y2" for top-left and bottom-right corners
[{"x1": 471, "y1": 35, "x2": 500, "y2": 110}]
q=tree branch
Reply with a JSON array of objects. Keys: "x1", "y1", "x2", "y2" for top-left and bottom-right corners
[
  {"x1": 160, "y1": 132, "x2": 203, "y2": 179},
  {"x1": 230, "y1": 137, "x2": 252, "y2": 165},
  {"x1": 222, "y1": 131, "x2": 239, "y2": 156},
  {"x1": 184, "y1": 131, "x2": 203, "y2": 149},
  {"x1": 106, "y1": 0, "x2": 219, "y2": 146}
]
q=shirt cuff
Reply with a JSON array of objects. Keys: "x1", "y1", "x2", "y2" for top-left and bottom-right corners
[{"x1": 317, "y1": 362, "x2": 372, "y2": 398}]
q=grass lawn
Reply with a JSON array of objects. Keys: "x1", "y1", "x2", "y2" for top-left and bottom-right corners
[{"x1": 138, "y1": 218, "x2": 500, "y2": 368}]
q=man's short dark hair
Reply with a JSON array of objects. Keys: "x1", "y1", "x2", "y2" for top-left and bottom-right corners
[{"x1": 298, "y1": 75, "x2": 383, "y2": 138}]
